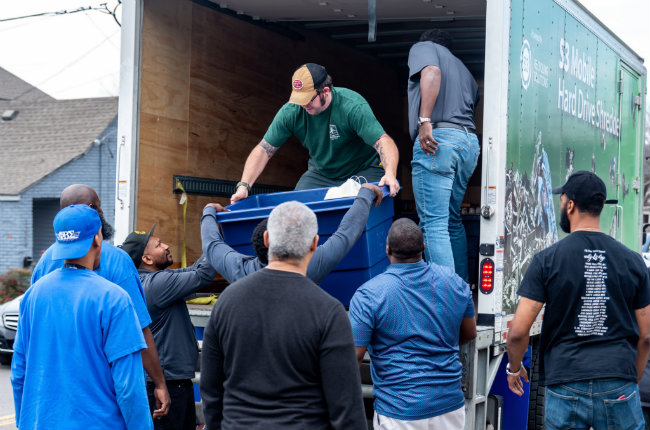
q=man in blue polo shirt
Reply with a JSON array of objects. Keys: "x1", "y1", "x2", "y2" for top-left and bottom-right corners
[
  {"x1": 31, "y1": 184, "x2": 170, "y2": 418},
  {"x1": 349, "y1": 218, "x2": 476, "y2": 430},
  {"x1": 11, "y1": 205, "x2": 151, "y2": 430}
]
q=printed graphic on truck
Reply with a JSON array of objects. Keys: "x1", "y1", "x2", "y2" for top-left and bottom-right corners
[
  {"x1": 500, "y1": 0, "x2": 644, "y2": 314},
  {"x1": 504, "y1": 131, "x2": 558, "y2": 312}
]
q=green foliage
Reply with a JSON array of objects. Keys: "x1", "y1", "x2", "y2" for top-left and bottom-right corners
[{"x1": 0, "y1": 269, "x2": 31, "y2": 304}]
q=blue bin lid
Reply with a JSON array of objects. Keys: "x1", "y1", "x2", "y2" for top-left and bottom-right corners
[{"x1": 216, "y1": 182, "x2": 392, "y2": 224}]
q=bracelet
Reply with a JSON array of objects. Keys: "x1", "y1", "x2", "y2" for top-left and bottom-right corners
[
  {"x1": 506, "y1": 362, "x2": 523, "y2": 377},
  {"x1": 236, "y1": 181, "x2": 251, "y2": 193}
]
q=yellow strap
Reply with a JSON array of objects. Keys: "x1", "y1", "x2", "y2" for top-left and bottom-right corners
[
  {"x1": 175, "y1": 179, "x2": 188, "y2": 268},
  {"x1": 186, "y1": 295, "x2": 218, "y2": 305}
]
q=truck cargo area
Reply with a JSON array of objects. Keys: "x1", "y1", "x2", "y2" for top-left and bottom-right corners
[
  {"x1": 119, "y1": 1, "x2": 646, "y2": 429},
  {"x1": 131, "y1": 0, "x2": 486, "y2": 286}
]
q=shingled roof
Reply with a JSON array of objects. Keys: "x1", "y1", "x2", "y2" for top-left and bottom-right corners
[
  {"x1": 0, "y1": 67, "x2": 54, "y2": 103},
  {"x1": 0, "y1": 68, "x2": 117, "y2": 195}
]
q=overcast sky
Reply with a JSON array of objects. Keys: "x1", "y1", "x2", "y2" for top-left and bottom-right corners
[
  {"x1": 0, "y1": 1, "x2": 121, "y2": 99},
  {"x1": 0, "y1": 0, "x2": 648, "y2": 100}
]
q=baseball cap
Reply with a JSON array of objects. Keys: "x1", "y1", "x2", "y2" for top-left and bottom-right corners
[
  {"x1": 552, "y1": 171, "x2": 606, "y2": 205},
  {"x1": 51, "y1": 204, "x2": 102, "y2": 260},
  {"x1": 119, "y1": 224, "x2": 157, "y2": 268},
  {"x1": 289, "y1": 63, "x2": 328, "y2": 105}
]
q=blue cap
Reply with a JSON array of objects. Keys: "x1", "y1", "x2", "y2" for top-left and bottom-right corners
[{"x1": 51, "y1": 204, "x2": 102, "y2": 260}]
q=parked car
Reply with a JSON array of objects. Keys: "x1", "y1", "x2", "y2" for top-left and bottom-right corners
[{"x1": 0, "y1": 295, "x2": 21, "y2": 365}]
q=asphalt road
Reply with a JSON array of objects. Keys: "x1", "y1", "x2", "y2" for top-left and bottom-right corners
[{"x1": 0, "y1": 363, "x2": 15, "y2": 429}]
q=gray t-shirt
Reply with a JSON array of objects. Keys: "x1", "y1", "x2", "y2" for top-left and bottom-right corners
[{"x1": 407, "y1": 41, "x2": 479, "y2": 140}]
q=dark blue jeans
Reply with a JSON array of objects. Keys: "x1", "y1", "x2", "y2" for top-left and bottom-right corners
[{"x1": 545, "y1": 379, "x2": 644, "y2": 430}]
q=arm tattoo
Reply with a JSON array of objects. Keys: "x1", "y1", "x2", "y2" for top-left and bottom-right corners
[
  {"x1": 259, "y1": 140, "x2": 278, "y2": 158},
  {"x1": 373, "y1": 140, "x2": 385, "y2": 165}
]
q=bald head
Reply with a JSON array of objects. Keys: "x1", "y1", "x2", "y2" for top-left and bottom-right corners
[
  {"x1": 59, "y1": 184, "x2": 113, "y2": 240},
  {"x1": 387, "y1": 218, "x2": 424, "y2": 262},
  {"x1": 60, "y1": 184, "x2": 101, "y2": 212}
]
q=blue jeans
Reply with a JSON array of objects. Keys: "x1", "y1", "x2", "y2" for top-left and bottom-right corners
[
  {"x1": 411, "y1": 128, "x2": 480, "y2": 281},
  {"x1": 545, "y1": 379, "x2": 645, "y2": 430}
]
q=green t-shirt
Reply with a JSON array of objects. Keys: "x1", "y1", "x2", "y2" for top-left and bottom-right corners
[{"x1": 263, "y1": 87, "x2": 385, "y2": 180}]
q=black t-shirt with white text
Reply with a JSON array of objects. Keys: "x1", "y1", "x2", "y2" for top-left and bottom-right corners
[{"x1": 518, "y1": 231, "x2": 650, "y2": 386}]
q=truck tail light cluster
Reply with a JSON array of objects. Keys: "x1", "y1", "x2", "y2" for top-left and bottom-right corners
[{"x1": 479, "y1": 258, "x2": 494, "y2": 294}]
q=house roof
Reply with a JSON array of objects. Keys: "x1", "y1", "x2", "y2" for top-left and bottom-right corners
[
  {"x1": 0, "y1": 72, "x2": 118, "y2": 195},
  {"x1": 0, "y1": 67, "x2": 54, "y2": 103}
]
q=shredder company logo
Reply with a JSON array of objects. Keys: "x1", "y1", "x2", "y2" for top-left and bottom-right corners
[
  {"x1": 56, "y1": 230, "x2": 81, "y2": 242},
  {"x1": 520, "y1": 39, "x2": 531, "y2": 90},
  {"x1": 292, "y1": 79, "x2": 304, "y2": 90}
]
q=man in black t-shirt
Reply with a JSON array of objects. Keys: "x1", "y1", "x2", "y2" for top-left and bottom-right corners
[
  {"x1": 506, "y1": 171, "x2": 650, "y2": 430},
  {"x1": 200, "y1": 201, "x2": 367, "y2": 430}
]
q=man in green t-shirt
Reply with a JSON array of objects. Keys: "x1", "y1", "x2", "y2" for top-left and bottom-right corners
[{"x1": 231, "y1": 63, "x2": 400, "y2": 203}]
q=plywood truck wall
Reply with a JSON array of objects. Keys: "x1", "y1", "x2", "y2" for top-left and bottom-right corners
[{"x1": 138, "y1": 0, "x2": 407, "y2": 263}]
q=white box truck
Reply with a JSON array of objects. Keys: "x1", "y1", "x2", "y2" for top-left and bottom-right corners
[{"x1": 113, "y1": 0, "x2": 646, "y2": 428}]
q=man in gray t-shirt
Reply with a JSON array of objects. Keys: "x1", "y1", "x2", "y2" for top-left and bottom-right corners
[{"x1": 408, "y1": 29, "x2": 480, "y2": 281}]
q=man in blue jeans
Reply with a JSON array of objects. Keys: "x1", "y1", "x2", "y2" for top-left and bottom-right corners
[
  {"x1": 407, "y1": 29, "x2": 480, "y2": 281},
  {"x1": 506, "y1": 172, "x2": 650, "y2": 430}
]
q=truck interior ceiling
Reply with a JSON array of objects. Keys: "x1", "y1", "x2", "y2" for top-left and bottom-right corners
[
  {"x1": 199, "y1": 0, "x2": 487, "y2": 213},
  {"x1": 140, "y1": 0, "x2": 486, "y2": 287}
]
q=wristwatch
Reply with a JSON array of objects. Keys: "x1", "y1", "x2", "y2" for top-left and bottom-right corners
[
  {"x1": 236, "y1": 181, "x2": 251, "y2": 193},
  {"x1": 506, "y1": 362, "x2": 523, "y2": 377},
  {"x1": 418, "y1": 117, "x2": 431, "y2": 126}
]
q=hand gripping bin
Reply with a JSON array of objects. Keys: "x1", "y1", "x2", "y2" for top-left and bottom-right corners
[{"x1": 215, "y1": 185, "x2": 395, "y2": 306}]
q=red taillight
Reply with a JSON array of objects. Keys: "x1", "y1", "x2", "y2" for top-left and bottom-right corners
[{"x1": 479, "y1": 258, "x2": 494, "y2": 294}]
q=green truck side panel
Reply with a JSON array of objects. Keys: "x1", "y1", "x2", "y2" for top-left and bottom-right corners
[{"x1": 502, "y1": 0, "x2": 645, "y2": 314}]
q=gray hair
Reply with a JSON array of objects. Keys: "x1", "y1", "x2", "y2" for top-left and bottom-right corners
[{"x1": 267, "y1": 201, "x2": 318, "y2": 262}]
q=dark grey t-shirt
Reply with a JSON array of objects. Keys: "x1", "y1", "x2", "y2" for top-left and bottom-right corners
[
  {"x1": 200, "y1": 268, "x2": 367, "y2": 430},
  {"x1": 407, "y1": 41, "x2": 479, "y2": 140},
  {"x1": 139, "y1": 256, "x2": 216, "y2": 380}
]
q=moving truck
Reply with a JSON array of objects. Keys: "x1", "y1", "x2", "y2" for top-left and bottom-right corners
[{"x1": 113, "y1": 0, "x2": 646, "y2": 428}]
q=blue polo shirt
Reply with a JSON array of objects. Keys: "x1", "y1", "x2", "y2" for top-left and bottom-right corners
[
  {"x1": 12, "y1": 268, "x2": 150, "y2": 430},
  {"x1": 349, "y1": 260, "x2": 474, "y2": 420},
  {"x1": 32, "y1": 242, "x2": 151, "y2": 329}
]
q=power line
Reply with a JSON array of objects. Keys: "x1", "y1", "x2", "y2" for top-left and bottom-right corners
[
  {"x1": 10, "y1": 29, "x2": 120, "y2": 101},
  {"x1": 0, "y1": 3, "x2": 121, "y2": 27}
]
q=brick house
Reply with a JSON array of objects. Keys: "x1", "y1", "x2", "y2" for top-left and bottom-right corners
[{"x1": 0, "y1": 68, "x2": 117, "y2": 273}]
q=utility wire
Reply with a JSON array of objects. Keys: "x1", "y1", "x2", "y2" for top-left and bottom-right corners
[
  {"x1": 10, "y1": 29, "x2": 119, "y2": 101},
  {"x1": 1, "y1": 2, "x2": 122, "y2": 100},
  {"x1": 0, "y1": 3, "x2": 121, "y2": 26}
]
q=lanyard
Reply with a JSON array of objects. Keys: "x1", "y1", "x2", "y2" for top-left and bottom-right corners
[{"x1": 63, "y1": 263, "x2": 89, "y2": 270}]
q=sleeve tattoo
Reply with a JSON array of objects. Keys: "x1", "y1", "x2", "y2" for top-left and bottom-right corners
[
  {"x1": 259, "y1": 140, "x2": 278, "y2": 158},
  {"x1": 373, "y1": 140, "x2": 385, "y2": 165}
]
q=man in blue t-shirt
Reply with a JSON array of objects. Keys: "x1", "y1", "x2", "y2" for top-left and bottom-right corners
[
  {"x1": 349, "y1": 218, "x2": 476, "y2": 430},
  {"x1": 31, "y1": 184, "x2": 170, "y2": 418},
  {"x1": 12, "y1": 204, "x2": 152, "y2": 430},
  {"x1": 507, "y1": 172, "x2": 650, "y2": 430}
]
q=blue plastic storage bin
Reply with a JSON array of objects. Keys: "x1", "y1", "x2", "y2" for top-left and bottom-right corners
[{"x1": 216, "y1": 184, "x2": 395, "y2": 306}]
